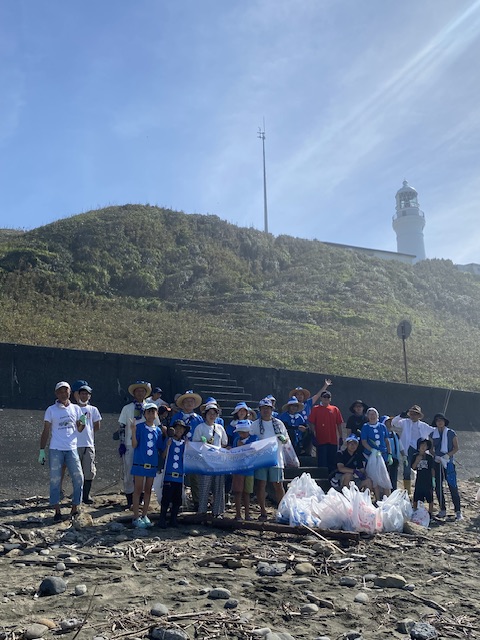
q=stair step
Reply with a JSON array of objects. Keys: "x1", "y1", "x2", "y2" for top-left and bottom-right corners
[
  {"x1": 187, "y1": 377, "x2": 241, "y2": 387},
  {"x1": 176, "y1": 365, "x2": 225, "y2": 374}
]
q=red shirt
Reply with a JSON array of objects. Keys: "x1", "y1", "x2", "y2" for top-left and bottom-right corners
[{"x1": 309, "y1": 404, "x2": 343, "y2": 445}]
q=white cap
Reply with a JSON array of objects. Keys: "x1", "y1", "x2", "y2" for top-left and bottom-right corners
[{"x1": 55, "y1": 381, "x2": 70, "y2": 391}]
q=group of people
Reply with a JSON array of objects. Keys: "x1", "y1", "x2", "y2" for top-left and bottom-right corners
[{"x1": 38, "y1": 377, "x2": 463, "y2": 524}]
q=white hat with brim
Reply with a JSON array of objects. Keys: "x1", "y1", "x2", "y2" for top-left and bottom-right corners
[
  {"x1": 55, "y1": 381, "x2": 70, "y2": 391},
  {"x1": 234, "y1": 420, "x2": 252, "y2": 433},
  {"x1": 143, "y1": 402, "x2": 158, "y2": 412},
  {"x1": 128, "y1": 381, "x2": 152, "y2": 397},
  {"x1": 281, "y1": 396, "x2": 305, "y2": 413},
  {"x1": 203, "y1": 402, "x2": 220, "y2": 414},
  {"x1": 176, "y1": 390, "x2": 202, "y2": 410}
]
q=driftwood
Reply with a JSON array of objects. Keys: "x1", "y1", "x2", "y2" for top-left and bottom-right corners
[
  {"x1": 11, "y1": 557, "x2": 123, "y2": 571},
  {"x1": 177, "y1": 512, "x2": 360, "y2": 542}
]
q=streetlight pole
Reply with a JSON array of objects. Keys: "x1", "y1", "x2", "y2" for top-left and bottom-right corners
[{"x1": 257, "y1": 119, "x2": 268, "y2": 233}]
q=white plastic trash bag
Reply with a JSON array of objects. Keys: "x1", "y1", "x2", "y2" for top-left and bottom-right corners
[
  {"x1": 380, "y1": 489, "x2": 413, "y2": 532},
  {"x1": 153, "y1": 469, "x2": 165, "y2": 506},
  {"x1": 411, "y1": 503, "x2": 430, "y2": 528},
  {"x1": 276, "y1": 473, "x2": 325, "y2": 525},
  {"x1": 342, "y1": 483, "x2": 382, "y2": 534},
  {"x1": 366, "y1": 450, "x2": 392, "y2": 491}
]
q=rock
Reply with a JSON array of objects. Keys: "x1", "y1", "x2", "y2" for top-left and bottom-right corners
[
  {"x1": 56, "y1": 562, "x2": 66, "y2": 571},
  {"x1": 339, "y1": 576, "x2": 357, "y2": 587},
  {"x1": 312, "y1": 542, "x2": 334, "y2": 556},
  {"x1": 60, "y1": 619, "x2": 83, "y2": 631},
  {"x1": 354, "y1": 592, "x2": 369, "y2": 604},
  {"x1": 374, "y1": 574, "x2": 407, "y2": 589},
  {"x1": 38, "y1": 576, "x2": 67, "y2": 596},
  {"x1": 257, "y1": 562, "x2": 287, "y2": 576},
  {"x1": 24, "y1": 624, "x2": 49, "y2": 639},
  {"x1": 64, "y1": 569, "x2": 75, "y2": 577},
  {"x1": 208, "y1": 588, "x2": 231, "y2": 599},
  {"x1": 266, "y1": 634, "x2": 296, "y2": 640},
  {"x1": 292, "y1": 577, "x2": 311, "y2": 585},
  {"x1": 294, "y1": 562, "x2": 314, "y2": 575},
  {"x1": 0, "y1": 527, "x2": 12, "y2": 542},
  {"x1": 224, "y1": 598, "x2": 238, "y2": 609},
  {"x1": 226, "y1": 558, "x2": 244, "y2": 568},
  {"x1": 39, "y1": 549, "x2": 50, "y2": 556},
  {"x1": 404, "y1": 521, "x2": 428, "y2": 535},
  {"x1": 397, "y1": 619, "x2": 416, "y2": 634},
  {"x1": 116, "y1": 534, "x2": 129, "y2": 542},
  {"x1": 403, "y1": 584, "x2": 415, "y2": 591},
  {"x1": 251, "y1": 629, "x2": 272, "y2": 637},
  {"x1": 75, "y1": 584, "x2": 87, "y2": 596},
  {"x1": 109, "y1": 522, "x2": 126, "y2": 532},
  {"x1": 67, "y1": 556, "x2": 79, "y2": 563},
  {"x1": 72, "y1": 513, "x2": 94, "y2": 528},
  {"x1": 151, "y1": 629, "x2": 189, "y2": 640},
  {"x1": 242, "y1": 581, "x2": 254, "y2": 588},
  {"x1": 151, "y1": 603, "x2": 169, "y2": 616},
  {"x1": 341, "y1": 633, "x2": 363, "y2": 640},
  {"x1": 35, "y1": 619, "x2": 56, "y2": 630},
  {"x1": 363, "y1": 573, "x2": 377, "y2": 581},
  {"x1": 5, "y1": 548, "x2": 22, "y2": 557},
  {"x1": 300, "y1": 603, "x2": 319, "y2": 615},
  {"x1": 410, "y1": 622, "x2": 438, "y2": 639},
  {"x1": 313, "y1": 637, "x2": 331, "y2": 640},
  {"x1": 178, "y1": 578, "x2": 189, "y2": 586},
  {"x1": 4, "y1": 543, "x2": 21, "y2": 551}
]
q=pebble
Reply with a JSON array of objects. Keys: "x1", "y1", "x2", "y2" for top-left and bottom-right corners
[
  {"x1": 178, "y1": 578, "x2": 189, "y2": 586},
  {"x1": 56, "y1": 562, "x2": 66, "y2": 571},
  {"x1": 24, "y1": 624, "x2": 49, "y2": 639},
  {"x1": 374, "y1": 574, "x2": 407, "y2": 589},
  {"x1": 339, "y1": 576, "x2": 357, "y2": 587},
  {"x1": 410, "y1": 622, "x2": 438, "y2": 639},
  {"x1": 60, "y1": 619, "x2": 83, "y2": 631},
  {"x1": 363, "y1": 573, "x2": 377, "y2": 581},
  {"x1": 300, "y1": 603, "x2": 319, "y2": 615},
  {"x1": 115, "y1": 534, "x2": 129, "y2": 542},
  {"x1": 151, "y1": 629, "x2": 188, "y2": 640},
  {"x1": 397, "y1": 619, "x2": 416, "y2": 634},
  {"x1": 64, "y1": 569, "x2": 75, "y2": 577},
  {"x1": 109, "y1": 522, "x2": 126, "y2": 532},
  {"x1": 257, "y1": 562, "x2": 287, "y2": 576},
  {"x1": 208, "y1": 588, "x2": 231, "y2": 599},
  {"x1": 0, "y1": 527, "x2": 12, "y2": 542},
  {"x1": 242, "y1": 581, "x2": 254, "y2": 588},
  {"x1": 226, "y1": 558, "x2": 244, "y2": 568},
  {"x1": 75, "y1": 584, "x2": 87, "y2": 596},
  {"x1": 151, "y1": 603, "x2": 169, "y2": 616},
  {"x1": 224, "y1": 598, "x2": 238, "y2": 609},
  {"x1": 67, "y1": 556, "x2": 79, "y2": 563},
  {"x1": 354, "y1": 592, "x2": 369, "y2": 604},
  {"x1": 305, "y1": 592, "x2": 335, "y2": 609},
  {"x1": 341, "y1": 633, "x2": 363, "y2": 640},
  {"x1": 313, "y1": 637, "x2": 331, "y2": 640},
  {"x1": 38, "y1": 576, "x2": 67, "y2": 596},
  {"x1": 39, "y1": 549, "x2": 50, "y2": 556},
  {"x1": 312, "y1": 542, "x2": 334, "y2": 556},
  {"x1": 294, "y1": 562, "x2": 314, "y2": 575},
  {"x1": 252, "y1": 629, "x2": 272, "y2": 637},
  {"x1": 404, "y1": 584, "x2": 415, "y2": 591},
  {"x1": 292, "y1": 577, "x2": 311, "y2": 585},
  {"x1": 266, "y1": 634, "x2": 296, "y2": 640},
  {"x1": 4, "y1": 543, "x2": 21, "y2": 551}
]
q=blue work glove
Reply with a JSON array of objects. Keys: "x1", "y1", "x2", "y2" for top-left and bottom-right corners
[
  {"x1": 387, "y1": 454, "x2": 393, "y2": 466},
  {"x1": 38, "y1": 449, "x2": 46, "y2": 465},
  {"x1": 118, "y1": 443, "x2": 127, "y2": 457}
]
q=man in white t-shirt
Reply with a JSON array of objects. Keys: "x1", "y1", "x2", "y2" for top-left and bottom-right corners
[
  {"x1": 75, "y1": 383, "x2": 102, "y2": 505},
  {"x1": 250, "y1": 398, "x2": 290, "y2": 521},
  {"x1": 39, "y1": 381, "x2": 85, "y2": 522}
]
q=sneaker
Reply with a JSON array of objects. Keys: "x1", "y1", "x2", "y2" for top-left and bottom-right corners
[
  {"x1": 141, "y1": 516, "x2": 153, "y2": 527},
  {"x1": 132, "y1": 517, "x2": 147, "y2": 529},
  {"x1": 53, "y1": 512, "x2": 63, "y2": 522},
  {"x1": 258, "y1": 513, "x2": 268, "y2": 522},
  {"x1": 455, "y1": 511, "x2": 464, "y2": 521},
  {"x1": 436, "y1": 510, "x2": 447, "y2": 518}
]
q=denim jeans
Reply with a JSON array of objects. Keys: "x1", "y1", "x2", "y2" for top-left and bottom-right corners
[{"x1": 49, "y1": 448, "x2": 84, "y2": 506}]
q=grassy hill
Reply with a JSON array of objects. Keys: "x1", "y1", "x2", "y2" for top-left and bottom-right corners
[{"x1": 1, "y1": 204, "x2": 480, "y2": 391}]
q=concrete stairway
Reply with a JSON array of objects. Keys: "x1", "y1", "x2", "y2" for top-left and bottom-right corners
[{"x1": 174, "y1": 360, "x2": 254, "y2": 415}]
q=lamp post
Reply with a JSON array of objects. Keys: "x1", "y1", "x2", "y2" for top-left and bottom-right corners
[{"x1": 257, "y1": 120, "x2": 268, "y2": 233}]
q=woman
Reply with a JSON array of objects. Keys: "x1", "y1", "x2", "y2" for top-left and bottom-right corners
[
  {"x1": 278, "y1": 396, "x2": 307, "y2": 454},
  {"x1": 193, "y1": 401, "x2": 228, "y2": 517},
  {"x1": 346, "y1": 400, "x2": 369, "y2": 438},
  {"x1": 361, "y1": 407, "x2": 392, "y2": 500},
  {"x1": 431, "y1": 413, "x2": 462, "y2": 520}
]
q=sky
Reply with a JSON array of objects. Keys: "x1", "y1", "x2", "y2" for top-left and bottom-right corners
[{"x1": 1, "y1": 1, "x2": 480, "y2": 264}]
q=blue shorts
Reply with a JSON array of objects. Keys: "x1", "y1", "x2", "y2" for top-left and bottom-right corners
[{"x1": 254, "y1": 466, "x2": 284, "y2": 482}]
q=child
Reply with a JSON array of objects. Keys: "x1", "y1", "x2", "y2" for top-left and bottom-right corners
[
  {"x1": 130, "y1": 403, "x2": 163, "y2": 528},
  {"x1": 411, "y1": 437, "x2": 435, "y2": 515},
  {"x1": 231, "y1": 420, "x2": 258, "y2": 520},
  {"x1": 159, "y1": 419, "x2": 190, "y2": 528},
  {"x1": 278, "y1": 396, "x2": 307, "y2": 454}
]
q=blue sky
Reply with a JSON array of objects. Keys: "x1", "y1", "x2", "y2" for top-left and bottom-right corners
[{"x1": 1, "y1": 1, "x2": 480, "y2": 264}]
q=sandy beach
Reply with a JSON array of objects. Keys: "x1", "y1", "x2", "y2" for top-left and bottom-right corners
[{"x1": 1, "y1": 479, "x2": 480, "y2": 640}]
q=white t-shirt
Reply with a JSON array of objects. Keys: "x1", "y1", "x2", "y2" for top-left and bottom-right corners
[
  {"x1": 147, "y1": 396, "x2": 169, "y2": 408},
  {"x1": 119, "y1": 402, "x2": 160, "y2": 446},
  {"x1": 193, "y1": 422, "x2": 228, "y2": 447},
  {"x1": 250, "y1": 418, "x2": 288, "y2": 468},
  {"x1": 44, "y1": 401, "x2": 83, "y2": 451},
  {"x1": 76, "y1": 404, "x2": 102, "y2": 448}
]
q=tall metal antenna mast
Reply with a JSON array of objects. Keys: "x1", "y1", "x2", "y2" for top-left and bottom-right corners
[{"x1": 257, "y1": 119, "x2": 268, "y2": 233}]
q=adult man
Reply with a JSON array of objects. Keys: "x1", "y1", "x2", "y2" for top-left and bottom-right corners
[
  {"x1": 39, "y1": 381, "x2": 85, "y2": 522},
  {"x1": 307, "y1": 390, "x2": 345, "y2": 472},
  {"x1": 289, "y1": 378, "x2": 332, "y2": 420},
  {"x1": 76, "y1": 383, "x2": 102, "y2": 504},
  {"x1": 118, "y1": 380, "x2": 155, "y2": 509},
  {"x1": 250, "y1": 398, "x2": 290, "y2": 521},
  {"x1": 431, "y1": 412, "x2": 463, "y2": 520},
  {"x1": 392, "y1": 405, "x2": 433, "y2": 495}
]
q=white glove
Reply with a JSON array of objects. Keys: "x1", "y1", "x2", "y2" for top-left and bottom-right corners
[
  {"x1": 442, "y1": 454, "x2": 450, "y2": 462},
  {"x1": 434, "y1": 456, "x2": 442, "y2": 464}
]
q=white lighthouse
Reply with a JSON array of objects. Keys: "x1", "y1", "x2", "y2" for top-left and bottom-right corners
[{"x1": 392, "y1": 180, "x2": 426, "y2": 263}]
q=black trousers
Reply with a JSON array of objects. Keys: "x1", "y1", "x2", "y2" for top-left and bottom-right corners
[
  {"x1": 434, "y1": 461, "x2": 461, "y2": 512},
  {"x1": 161, "y1": 481, "x2": 183, "y2": 509}
]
